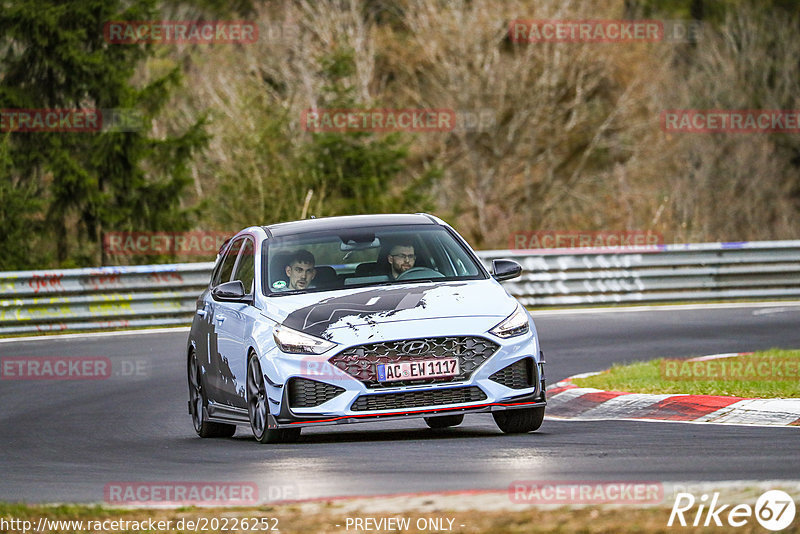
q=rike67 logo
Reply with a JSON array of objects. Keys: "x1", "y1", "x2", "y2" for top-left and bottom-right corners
[{"x1": 669, "y1": 490, "x2": 796, "y2": 531}]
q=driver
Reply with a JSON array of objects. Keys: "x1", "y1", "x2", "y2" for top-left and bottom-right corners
[{"x1": 387, "y1": 243, "x2": 416, "y2": 279}]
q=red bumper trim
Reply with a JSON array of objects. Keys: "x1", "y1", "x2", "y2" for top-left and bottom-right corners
[{"x1": 286, "y1": 398, "x2": 545, "y2": 425}]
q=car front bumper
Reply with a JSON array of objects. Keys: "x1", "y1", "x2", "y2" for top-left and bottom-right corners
[{"x1": 261, "y1": 318, "x2": 547, "y2": 429}]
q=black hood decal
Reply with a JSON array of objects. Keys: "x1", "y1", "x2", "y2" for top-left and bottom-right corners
[{"x1": 283, "y1": 284, "x2": 464, "y2": 338}]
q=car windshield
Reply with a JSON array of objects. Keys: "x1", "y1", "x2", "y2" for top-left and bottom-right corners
[{"x1": 262, "y1": 225, "x2": 485, "y2": 295}]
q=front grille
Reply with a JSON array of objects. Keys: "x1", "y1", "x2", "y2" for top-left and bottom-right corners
[
  {"x1": 350, "y1": 386, "x2": 487, "y2": 412},
  {"x1": 329, "y1": 336, "x2": 499, "y2": 388},
  {"x1": 489, "y1": 358, "x2": 536, "y2": 389},
  {"x1": 288, "y1": 378, "x2": 345, "y2": 408}
]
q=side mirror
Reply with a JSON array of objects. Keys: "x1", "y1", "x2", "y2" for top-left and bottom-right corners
[
  {"x1": 212, "y1": 280, "x2": 253, "y2": 303},
  {"x1": 491, "y1": 259, "x2": 522, "y2": 281}
]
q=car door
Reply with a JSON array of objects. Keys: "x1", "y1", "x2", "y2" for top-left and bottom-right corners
[
  {"x1": 191, "y1": 259, "x2": 221, "y2": 395},
  {"x1": 215, "y1": 237, "x2": 256, "y2": 408},
  {"x1": 207, "y1": 237, "x2": 244, "y2": 403}
]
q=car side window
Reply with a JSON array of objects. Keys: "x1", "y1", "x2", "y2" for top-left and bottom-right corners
[
  {"x1": 212, "y1": 238, "x2": 244, "y2": 287},
  {"x1": 231, "y1": 238, "x2": 255, "y2": 294}
]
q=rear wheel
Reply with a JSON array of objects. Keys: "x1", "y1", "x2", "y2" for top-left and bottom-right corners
[
  {"x1": 493, "y1": 407, "x2": 545, "y2": 434},
  {"x1": 188, "y1": 351, "x2": 236, "y2": 438},
  {"x1": 247, "y1": 353, "x2": 301, "y2": 444},
  {"x1": 424, "y1": 414, "x2": 464, "y2": 429}
]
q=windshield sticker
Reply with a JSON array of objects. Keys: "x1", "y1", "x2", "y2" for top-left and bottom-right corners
[{"x1": 272, "y1": 280, "x2": 287, "y2": 289}]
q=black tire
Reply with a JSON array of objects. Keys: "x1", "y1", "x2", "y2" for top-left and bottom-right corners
[
  {"x1": 424, "y1": 414, "x2": 464, "y2": 428},
  {"x1": 188, "y1": 351, "x2": 236, "y2": 438},
  {"x1": 492, "y1": 406, "x2": 545, "y2": 434},
  {"x1": 247, "y1": 353, "x2": 301, "y2": 444}
]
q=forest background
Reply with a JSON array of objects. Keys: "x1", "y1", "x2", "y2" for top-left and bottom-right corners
[{"x1": 1, "y1": 0, "x2": 798, "y2": 269}]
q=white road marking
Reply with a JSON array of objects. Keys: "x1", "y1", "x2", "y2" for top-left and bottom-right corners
[
  {"x1": 528, "y1": 300, "x2": 800, "y2": 316},
  {"x1": 0, "y1": 326, "x2": 190, "y2": 344}
]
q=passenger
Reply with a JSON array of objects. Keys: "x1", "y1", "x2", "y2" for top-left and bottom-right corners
[{"x1": 283, "y1": 250, "x2": 316, "y2": 290}]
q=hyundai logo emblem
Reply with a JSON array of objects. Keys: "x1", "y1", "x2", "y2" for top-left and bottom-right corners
[{"x1": 401, "y1": 341, "x2": 430, "y2": 355}]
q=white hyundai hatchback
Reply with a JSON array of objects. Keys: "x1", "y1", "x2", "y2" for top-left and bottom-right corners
[{"x1": 187, "y1": 214, "x2": 546, "y2": 443}]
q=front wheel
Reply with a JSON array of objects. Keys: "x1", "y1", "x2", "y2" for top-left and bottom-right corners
[
  {"x1": 188, "y1": 351, "x2": 236, "y2": 438},
  {"x1": 424, "y1": 414, "x2": 464, "y2": 428},
  {"x1": 247, "y1": 353, "x2": 301, "y2": 444},
  {"x1": 492, "y1": 406, "x2": 545, "y2": 434}
]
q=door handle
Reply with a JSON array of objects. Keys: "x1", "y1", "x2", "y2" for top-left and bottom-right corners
[
  {"x1": 216, "y1": 315, "x2": 226, "y2": 323},
  {"x1": 196, "y1": 309, "x2": 207, "y2": 317}
]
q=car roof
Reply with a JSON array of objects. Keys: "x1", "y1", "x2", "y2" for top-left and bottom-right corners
[{"x1": 262, "y1": 213, "x2": 440, "y2": 237}]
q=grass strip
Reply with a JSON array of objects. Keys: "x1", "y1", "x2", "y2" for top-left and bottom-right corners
[{"x1": 571, "y1": 348, "x2": 800, "y2": 398}]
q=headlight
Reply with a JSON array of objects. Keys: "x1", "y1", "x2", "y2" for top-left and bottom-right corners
[
  {"x1": 273, "y1": 325, "x2": 337, "y2": 355},
  {"x1": 490, "y1": 302, "x2": 530, "y2": 338}
]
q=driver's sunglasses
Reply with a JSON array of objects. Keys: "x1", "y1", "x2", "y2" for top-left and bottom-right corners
[{"x1": 390, "y1": 254, "x2": 416, "y2": 261}]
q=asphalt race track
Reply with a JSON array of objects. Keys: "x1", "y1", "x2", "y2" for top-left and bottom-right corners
[{"x1": 1, "y1": 303, "x2": 799, "y2": 504}]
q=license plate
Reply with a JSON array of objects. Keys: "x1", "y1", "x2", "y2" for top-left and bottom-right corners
[{"x1": 376, "y1": 358, "x2": 459, "y2": 382}]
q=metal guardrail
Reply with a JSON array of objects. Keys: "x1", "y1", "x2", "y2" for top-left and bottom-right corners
[
  {"x1": 0, "y1": 263, "x2": 213, "y2": 335},
  {"x1": 1, "y1": 241, "x2": 799, "y2": 335},
  {"x1": 481, "y1": 240, "x2": 800, "y2": 307}
]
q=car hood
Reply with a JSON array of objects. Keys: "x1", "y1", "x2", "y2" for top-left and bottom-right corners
[{"x1": 263, "y1": 279, "x2": 517, "y2": 339}]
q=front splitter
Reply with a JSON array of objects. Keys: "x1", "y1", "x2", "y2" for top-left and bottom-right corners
[{"x1": 268, "y1": 398, "x2": 547, "y2": 429}]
